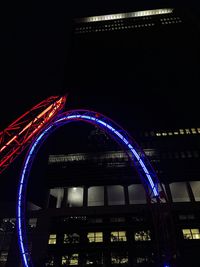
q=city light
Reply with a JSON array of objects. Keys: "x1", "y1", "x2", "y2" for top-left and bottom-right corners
[{"x1": 17, "y1": 110, "x2": 161, "y2": 267}]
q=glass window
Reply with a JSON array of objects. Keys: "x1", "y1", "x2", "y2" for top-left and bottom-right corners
[
  {"x1": 0, "y1": 218, "x2": 16, "y2": 232},
  {"x1": 182, "y1": 229, "x2": 200, "y2": 240},
  {"x1": 50, "y1": 188, "x2": 64, "y2": 208},
  {"x1": 128, "y1": 184, "x2": 146, "y2": 204},
  {"x1": 185, "y1": 129, "x2": 191, "y2": 134},
  {"x1": 190, "y1": 181, "x2": 200, "y2": 201},
  {"x1": 48, "y1": 234, "x2": 56, "y2": 245},
  {"x1": 156, "y1": 133, "x2": 161, "y2": 136},
  {"x1": 134, "y1": 230, "x2": 151, "y2": 241},
  {"x1": 169, "y1": 182, "x2": 190, "y2": 202},
  {"x1": 110, "y1": 217, "x2": 125, "y2": 223},
  {"x1": 64, "y1": 233, "x2": 80, "y2": 244},
  {"x1": 107, "y1": 185, "x2": 125, "y2": 205},
  {"x1": 0, "y1": 251, "x2": 8, "y2": 263},
  {"x1": 88, "y1": 186, "x2": 104, "y2": 206},
  {"x1": 136, "y1": 256, "x2": 150, "y2": 264},
  {"x1": 191, "y1": 128, "x2": 197, "y2": 134},
  {"x1": 88, "y1": 217, "x2": 103, "y2": 224},
  {"x1": 62, "y1": 254, "x2": 79, "y2": 265},
  {"x1": 85, "y1": 252, "x2": 103, "y2": 265},
  {"x1": 67, "y1": 187, "x2": 83, "y2": 207},
  {"x1": 87, "y1": 232, "x2": 103, "y2": 242},
  {"x1": 28, "y1": 218, "x2": 37, "y2": 229},
  {"x1": 111, "y1": 231, "x2": 127, "y2": 242},
  {"x1": 179, "y1": 214, "x2": 195, "y2": 220},
  {"x1": 111, "y1": 251, "x2": 128, "y2": 264},
  {"x1": 46, "y1": 256, "x2": 54, "y2": 266}
]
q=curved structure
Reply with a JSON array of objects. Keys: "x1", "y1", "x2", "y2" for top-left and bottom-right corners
[
  {"x1": 17, "y1": 109, "x2": 175, "y2": 267},
  {"x1": 0, "y1": 95, "x2": 66, "y2": 174}
]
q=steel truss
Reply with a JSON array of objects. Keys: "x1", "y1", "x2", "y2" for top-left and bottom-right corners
[{"x1": 0, "y1": 95, "x2": 66, "y2": 174}]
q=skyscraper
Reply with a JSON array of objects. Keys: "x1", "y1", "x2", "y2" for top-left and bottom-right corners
[{"x1": 0, "y1": 2, "x2": 200, "y2": 267}]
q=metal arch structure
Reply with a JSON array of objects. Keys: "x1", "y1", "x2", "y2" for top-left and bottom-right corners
[
  {"x1": 17, "y1": 109, "x2": 177, "y2": 267},
  {"x1": 0, "y1": 95, "x2": 66, "y2": 175}
]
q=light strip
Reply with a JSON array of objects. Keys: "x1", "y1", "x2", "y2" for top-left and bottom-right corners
[
  {"x1": 56, "y1": 114, "x2": 158, "y2": 196},
  {"x1": 75, "y1": 8, "x2": 173, "y2": 23},
  {"x1": 17, "y1": 110, "x2": 159, "y2": 267}
]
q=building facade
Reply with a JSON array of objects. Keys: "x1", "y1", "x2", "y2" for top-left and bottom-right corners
[{"x1": 0, "y1": 3, "x2": 200, "y2": 267}]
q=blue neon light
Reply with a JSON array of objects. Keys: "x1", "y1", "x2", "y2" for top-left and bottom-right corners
[{"x1": 17, "y1": 110, "x2": 159, "y2": 267}]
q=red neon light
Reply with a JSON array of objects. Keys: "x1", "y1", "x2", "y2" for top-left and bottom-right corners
[{"x1": 0, "y1": 95, "x2": 66, "y2": 174}]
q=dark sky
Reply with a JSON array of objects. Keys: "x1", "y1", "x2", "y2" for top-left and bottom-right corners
[
  {"x1": 1, "y1": 1, "x2": 200, "y2": 133},
  {"x1": 0, "y1": 0, "x2": 200, "y2": 202}
]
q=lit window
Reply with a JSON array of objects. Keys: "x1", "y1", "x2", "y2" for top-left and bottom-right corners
[
  {"x1": 179, "y1": 129, "x2": 184, "y2": 134},
  {"x1": 168, "y1": 132, "x2": 173, "y2": 136},
  {"x1": 191, "y1": 128, "x2": 197, "y2": 134},
  {"x1": 156, "y1": 133, "x2": 161, "y2": 136},
  {"x1": 197, "y1": 128, "x2": 200, "y2": 134},
  {"x1": 162, "y1": 132, "x2": 167, "y2": 136},
  {"x1": 182, "y1": 229, "x2": 200, "y2": 240},
  {"x1": 64, "y1": 233, "x2": 80, "y2": 244},
  {"x1": 185, "y1": 129, "x2": 191, "y2": 134},
  {"x1": 0, "y1": 251, "x2": 8, "y2": 263},
  {"x1": 48, "y1": 234, "x2": 56, "y2": 245},
  {"x1": 174, "y1": 131, "x2": 179, "y2": 135},
  {"x1": 134, "y1": 230, "x2": 151, "y2": 241},
  {"x1": 111, "y1": 251, "x2": 128, "y2": 264},
  {"x1": 62, "y1": 254, "x2": 79, "y2": 265},
  {"x1": 87, "y1": 232, "x2": 103, "y2": 242},
  {"x1": 111, "y1": 231, "x2": 127, "y2": 242}
]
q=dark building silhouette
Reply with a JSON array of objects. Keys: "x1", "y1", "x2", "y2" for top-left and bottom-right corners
[{"x1": 0, "y1": 2, "x2": 200, "y2": 267}]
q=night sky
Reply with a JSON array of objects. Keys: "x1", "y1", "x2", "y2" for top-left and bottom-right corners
[{"x1": 1, "y1": 1, "x2": 200, "y2": 201}]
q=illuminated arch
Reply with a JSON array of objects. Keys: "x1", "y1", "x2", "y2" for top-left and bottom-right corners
[{"x1": 17, "y1": 109, "x2": 167, "y2": 267}]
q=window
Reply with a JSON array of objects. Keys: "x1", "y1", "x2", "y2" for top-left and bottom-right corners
[
  {"x1": 0, "y1": 218, "x2": 16, "y2": 232},
  {"x1": 111, "y1": 231, "x2": 127, "y2": 242},
  {"x1": 46, "y1": 256, "x2": 54, "y2": 266},
  {"x1": 110, "y1": 217, "x2": 125, "y2": 223},
  {"x1": 67, "y1": 187, "x2": 83, "y2": 207},
  {"x1": 190, "y1": 181, "x2": 200, "y2": 201},
  {"x1": 169, "y1": 182, "x2": 190, "y2": 202},
  {"x1": 28, "y1": 218, "x2": 37, "y2": 229},
  {"x1": 191, "y1": 128, "x2": 197, "y2": 134},
  {"x1": 136, "y1": 256, "x2": 150, "y2": 264},
  {"x1": 0, "y1": 251, "x2": 8, "y2": 263},
  {"x1": 88, "y1": 217, "x2": 103, "y2": 224},
  {"x1": 87, "y1": 232, "x2": 103, "y2": 242},
  {"x1": 64, "y1": 233, "x2": 80, "y2": 244},
  {"x1": 85, "y1": 252, "x2": 103, "y2": 265},
  {"x1": 111, "y1": 251, "x2": 128, "y2": 264},
  {"x1": 88, "y1": 186, "x2": 104, "y2": 206},
  {"x1": 128, "y1": 184, "x2": 146, "y2": 204},
  {"x1": 179, "y1": 214, "x2": 195, "y2": 220},
  {"x1": 48, "y1": 234, "x2": 56, "y2": 244},
  {"x1": 134, "y1": 230, "x2": 151, "y2": 241},
  {"x1": 185, "y1": 129, "x2": 191, "y2": 134},
  {"x1": 62, "y1": 254, "x2": 79, "y2": 265},
  {"x1": 182, "y1": 229, "x2": 200, "y2": 240},
  {"x1": 107, "y1": 185, "x2": 125, "y2": 205}
]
